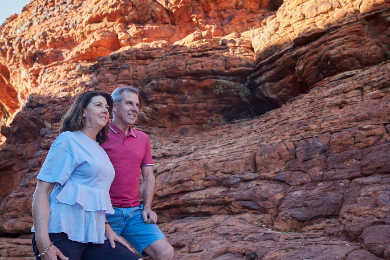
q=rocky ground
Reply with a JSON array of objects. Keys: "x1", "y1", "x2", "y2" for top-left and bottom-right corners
[{"x1": 0, "y1": 0, "x2": 390, "y2": 259}]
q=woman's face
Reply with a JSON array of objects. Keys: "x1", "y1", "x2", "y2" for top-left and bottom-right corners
[{"x1": 82, "y1": 95, "x2": 110, "y2": 131}]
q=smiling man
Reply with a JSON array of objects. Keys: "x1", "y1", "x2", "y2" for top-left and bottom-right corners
[{"x1": 101, "y1": 86, "x2": 174, "y2": 260}]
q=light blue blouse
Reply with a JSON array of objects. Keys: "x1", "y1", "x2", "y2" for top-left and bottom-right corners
[{"x1": 31, "y1": 131, "x2": 115, "y2": 243}]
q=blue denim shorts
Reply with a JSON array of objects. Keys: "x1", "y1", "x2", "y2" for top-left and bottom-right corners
[{"x1": 106, "y1": 204, "x2": 166, "y2": 257}]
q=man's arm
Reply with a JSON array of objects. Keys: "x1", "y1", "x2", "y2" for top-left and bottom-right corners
[{"x1": 141, "y1": 166, "x2": 157, "y2": 224}]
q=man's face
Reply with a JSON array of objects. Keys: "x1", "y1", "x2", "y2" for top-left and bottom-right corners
[{"x1": 113, "y1": 91, "x2": 140, "y2": 127}]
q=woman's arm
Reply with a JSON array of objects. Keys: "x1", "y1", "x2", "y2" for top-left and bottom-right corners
[
  {"x1": 32, "y1": 180, "x2": 68, "y2": 260},
  {"x1": 32, "y1": 180, "x2": 55, "y2": 251}
]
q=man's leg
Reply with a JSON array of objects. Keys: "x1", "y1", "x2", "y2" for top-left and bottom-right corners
[
  {"x1": 106, "y1": 207, "x2": 126, "y2": 237},
  {"x1": 143, "y1": 239, "x2": 174, "y2": 260},
  {"x1": 120, "y1": 205, "x2": 174, "y2": 259}
]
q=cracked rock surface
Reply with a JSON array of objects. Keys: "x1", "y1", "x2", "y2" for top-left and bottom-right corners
[{"x1": 0, "y1": 0, "x2": 390, "y2": 258}]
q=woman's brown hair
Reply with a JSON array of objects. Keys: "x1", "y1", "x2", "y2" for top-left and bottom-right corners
[{"x1": 60, "y1": 91, "x2": 113, "y2": 145}]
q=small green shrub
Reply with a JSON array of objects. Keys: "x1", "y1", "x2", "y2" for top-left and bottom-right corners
[
  {"x1": 214, "y1": 77, "x2": 251, "y2": 102},
  {"x1": 235, "y1": 76, "x2": 251, "y2": 102},
  {"x1": 214, "y1": 84, "x2": 227, "y2": 94},
  {"x1": 236, "y1": 84, "x2": 250, "y2": 102},
  {"x1": 203, "y1": 115, "x2": 226, "y2": 128}
]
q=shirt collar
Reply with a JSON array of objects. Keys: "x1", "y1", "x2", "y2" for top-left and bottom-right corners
[{"x1": 109, "y1": 120, "x2": 137, "y2": 137}]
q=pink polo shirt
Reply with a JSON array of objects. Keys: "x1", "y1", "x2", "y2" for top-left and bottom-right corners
[{"x1": 101, "y1": 120, "x2": 153, "y2": 208}]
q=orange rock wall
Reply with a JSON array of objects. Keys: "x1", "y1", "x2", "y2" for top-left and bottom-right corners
[{"x1": 0, "y1": 0, "x2": 390, "y2": 259}]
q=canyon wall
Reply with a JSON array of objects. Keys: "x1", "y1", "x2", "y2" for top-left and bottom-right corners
[{"x1": 0, "y1": 0, "x2": 390, "y2": 259}]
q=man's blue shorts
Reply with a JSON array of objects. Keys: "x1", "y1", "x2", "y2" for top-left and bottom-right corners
[{"x1": 106, "y1": 204, "x2": 166, "y2": 257}]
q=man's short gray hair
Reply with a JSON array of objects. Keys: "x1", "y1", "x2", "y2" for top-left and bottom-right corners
[{"x1": 111, "y1": 86, "x2": 139, "y2": 103}]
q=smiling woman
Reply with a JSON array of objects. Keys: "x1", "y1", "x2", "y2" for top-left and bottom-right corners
[
  {"x1": 0, "y1": 0, "x2": 30, "y2": 25},
  {"x1": 60, "y1": 91, "x2": 113, "y2": 145},
  {"x1": 80, "y1": 96, "x2": 110, "y2": 141}
]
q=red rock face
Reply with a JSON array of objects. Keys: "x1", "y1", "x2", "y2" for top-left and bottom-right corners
[{"x1": 0, "y1": 0, "x2": 390, "y2": 259}]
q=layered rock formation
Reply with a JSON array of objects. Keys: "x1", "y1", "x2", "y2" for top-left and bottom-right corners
[
  {"x1": 0, "y1": 0, "x2": 390, "y2": 259},
  {"x1": 155, "y1": 61, "x2": 390, "y2": 259}
]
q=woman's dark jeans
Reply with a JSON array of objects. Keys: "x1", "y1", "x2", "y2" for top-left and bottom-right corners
[{"x1": 32, "y1": 232, "x2": 140, "y2": 260}]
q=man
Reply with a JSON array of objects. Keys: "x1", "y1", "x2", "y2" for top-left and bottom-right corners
[{"x1": 101, "y1": 86, "x2": 174, "y2": 260}]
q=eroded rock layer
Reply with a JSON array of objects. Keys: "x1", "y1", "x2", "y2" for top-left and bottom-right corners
[
  {"x1": 153, "y1": 61, "x2": 390, "y2": 259},
  {"x1": 0, "y1": 0, "x2": 390, "y2": 259}
]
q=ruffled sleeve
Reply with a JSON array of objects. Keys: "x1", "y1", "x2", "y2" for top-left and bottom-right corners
[
  {"x1": 55, "y1": 180, "x2": 114, "y2": 214},
  {"x1": 37, "y1": 139, "x2": 77, "y2": 185}
]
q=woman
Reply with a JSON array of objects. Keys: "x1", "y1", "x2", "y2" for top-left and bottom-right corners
[{"x1": 31, "y1": 91, "x2": 139, "y2": 260}]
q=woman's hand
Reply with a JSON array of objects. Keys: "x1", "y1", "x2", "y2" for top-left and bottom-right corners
[
  {"x1": 105, "y1": 222, "x2": 135, "y2": 253},
  {"x1": 39, "y1": 245, "x2": 68, "y2": 260}
]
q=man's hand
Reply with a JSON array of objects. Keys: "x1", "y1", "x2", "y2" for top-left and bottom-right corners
[
  {"x1": 105, "y1": 223, "x2": 135, "y2": 253},
  {"x1": 142, "y1": 208, "x2": 157, "y2": 224}
]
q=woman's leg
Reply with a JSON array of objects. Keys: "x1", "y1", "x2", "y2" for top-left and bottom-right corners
[
  {"x1": 32, "y1": 232, "x2": 87, "y2": 260},
  {"x1": 81, "y1": 240, "x2": 140, "y2": 260}
]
